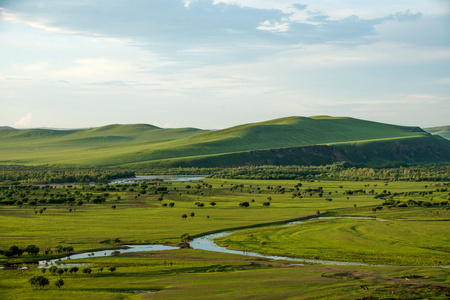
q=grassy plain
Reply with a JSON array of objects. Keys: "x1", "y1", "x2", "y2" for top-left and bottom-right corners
[{"x1": 0, "y1": 178, "x2": 449, "y2": 299}]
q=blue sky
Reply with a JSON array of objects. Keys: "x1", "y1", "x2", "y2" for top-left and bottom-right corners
[{"x1": 1, "y1": 0, "x2": 449, "y2": 129}]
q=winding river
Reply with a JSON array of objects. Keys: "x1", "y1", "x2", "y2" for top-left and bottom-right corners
[{"x1": 34, "y1": 216, "x2": 428, "y2": 269}]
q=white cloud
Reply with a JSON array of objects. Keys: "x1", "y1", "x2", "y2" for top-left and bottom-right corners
[
  {"x1": 0, "y1": 8, "x2": 86, "y2": 35},
  {"x1": 14, "y1": 113, "x2": 32, "y2": 127},
  {"x1": 257, "y1": 20, "x2": 290, "y2": 32},
  {"x1": 54, "y1": 58, "x2": 135, "y2": 81},
  {"x1": 214, "y1": 0, "x2": 449, "y2": 19}
]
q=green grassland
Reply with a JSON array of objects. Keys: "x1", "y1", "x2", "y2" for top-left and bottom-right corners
[
  {"x1": 1, "y1": 116, "x2": 448, "y2": 167},
  {"x1": 215, "y1": 216, "x2": 450, "y2": 266},
  {"x1": 0, "y1": 178, "x2": 449, "y2": 299},
  {"x1": 426, "y1": 125, "x2": 450, "y2": 140},
  {"x1": 1, "y1": 251, "x2": 449, "y2": 300}
]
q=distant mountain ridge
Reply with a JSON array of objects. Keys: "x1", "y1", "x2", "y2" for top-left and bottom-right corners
[
  {"x1": 425, "y1": 126, "x2": 450, "y2": 140},
  {"x1": 0, "y1": 116, "x2": 449, "y2": 167}
]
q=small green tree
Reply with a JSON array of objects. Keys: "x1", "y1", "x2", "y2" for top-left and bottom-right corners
[
  {"x1": 69, "y1": 266, "x2": 79, "y2": 276},
  {"x1": 49, "y1": 266, "x2": 58, "y2": 276},
  {"x1": 24, "y1": 245, "x2": 39, "y2": 256},
  {"x1": 82, "y1": 267, "x2": 92, "y2": 276},
  {"x1": 180, "y1": 233, "x2": 192, "y2": 243},
  {"x1": 57, "y1": 268, "x2": 64, "y2": 277},
  {"x1": 55, "y1": 279, "x2": 64, "y2": 290},
  {"x1": 108, "y1": 266, "x2": 116, "y2": 273},
  {"x1": 181, "y1": 214, "x2": 187, "y2": 219}
]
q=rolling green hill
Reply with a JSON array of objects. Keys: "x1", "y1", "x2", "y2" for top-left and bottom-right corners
[
  {"x1": 425, "y1": 126, "x2": 450, "y2": 140},
  {"x1": 0, "y1": 116, "x2": 449, "y2": 167}
]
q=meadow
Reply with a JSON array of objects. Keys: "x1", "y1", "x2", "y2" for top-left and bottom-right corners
[{"x1": 0, "y1": 178, "x2": 449, "y2": 299}]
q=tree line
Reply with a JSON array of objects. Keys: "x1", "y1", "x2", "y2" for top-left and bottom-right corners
[{"x1": 0, "y1": 165, "x2": 134, "y2": 184}]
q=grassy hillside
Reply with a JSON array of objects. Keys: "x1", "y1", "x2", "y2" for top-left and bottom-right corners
[
  {"x1": 125, "y1": 135, "x2": 450, "y2": 168},
  {"x1": 0, "y1": 116, "x2": 448, "y2": 167},
  {"x1": 425, "y1": 126, "x2": 450, "y2": 140}
]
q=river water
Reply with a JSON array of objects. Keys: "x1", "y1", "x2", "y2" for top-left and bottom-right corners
[{"x1": 109, "y1": 175, "x2": 206, "y2": 184}]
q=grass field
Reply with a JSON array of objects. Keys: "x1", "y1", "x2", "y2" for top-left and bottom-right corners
[
  {"x1": 0, "y1": 178, "x2": 449, "y2": 299},
  {"x1": 1, "y1": 250, "x2": 449, "y2": 299}
]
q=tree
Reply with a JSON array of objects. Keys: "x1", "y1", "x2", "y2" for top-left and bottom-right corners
[
  {"x1": 169, "y1": 202, "x2": 175, "y2": 208},
  {"x1": 29, "y1": 276, "x2": 39, "y2": 290},
  {"x1": 69, "y1": 266, "x2": 79, "y2": 275},
  {"x1": 239, "y1": 202, "x2": 250, "y2": 208},
  {"x1": 82, "y1": 267, "x2": 92, "y2": 276},
  {"x1": 49, "y1": 266, "x2": 58, "y2": 276},
  {"x1": 4, "y1": 250, "x2": 14, "y2": 258},
  {"x1": 181, "y1": 214, "x2": 187, "y2": 219},
  {"x1": 8, "y1": 245, "x2": 24, "y2": 257},
  {"x1": 98, "y1": 267, "x2": 104, "y2": 274},
  {"x1": 210, "y1": 201, "x2": 216, "y2": 207},
  {"x1": 260, "y1": 240, "x2": 267, "y2": 247},
  {"x1": 55, "y1": 279, "x2": 64, "y2": 290},
  {"x1": 25, "y1": 245, "x2": 39, "y2": 256},
  {"x1": 180, "y1": 233, "x2": 192, "y2": 243},
  {"x1": 29, "y1": 276, "x2": 49, "y2": 290},
  {"x1": 190, "y1": 212, "x2": 195, "y2": 217},
  {"x1": 263, "y1": 202, "x2": 270, "y2": 207},
  {"x1": 57, "y1": 268, "x2": 64, "y2": 277},
  {"x1": 108, "y1": 266, "x2": 116, "y2": 273}
]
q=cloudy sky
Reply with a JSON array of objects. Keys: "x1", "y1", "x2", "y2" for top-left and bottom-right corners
[{"x1": 1, "y1": 0, "x2": 449, "y2": 129}]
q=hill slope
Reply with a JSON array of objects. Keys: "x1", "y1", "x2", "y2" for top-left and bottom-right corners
[
  {"x1": 425, "y1": 126, "x2": 450, "y2": 140},
  {"x1": 0, "y1": 117, "x2": 448, "y2": 167}
]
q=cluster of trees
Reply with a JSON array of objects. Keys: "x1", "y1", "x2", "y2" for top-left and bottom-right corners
[
  {"x1": 382, "y1": 199, "x2": 449, "y2": 209},
  {"x1": 0, "y1": 244, "x2": 75, "y2": 259},
  {"x1": 1, "y1": 163, "x2": 448, "y2": 186},
  {"x1": 0, "y1": 184, "x2": 127, "y2": 207},
  {"x1": 29, "y1": 265, "x2": 118, "y2": 291},
  {"x1": 181, "y1": 212, "x2": 197, "y2": 219},
  {"x1": 207, "y1": 163, "x2": 450, "y2": 181},
  {"x1": 0, "y1": 165, "x2": 135, "y2": 184},
  {"x1": 0, "y1": 245, "x2": 40, "y2": 258},
  {"x1": 29, "y1": 276, "x2": 51, "y2": 290}
]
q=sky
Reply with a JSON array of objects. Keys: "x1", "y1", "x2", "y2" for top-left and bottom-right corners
[{"x1": 1, "y1": 0, "x2": 449, "y2": 129}]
